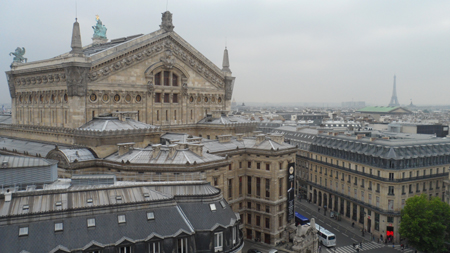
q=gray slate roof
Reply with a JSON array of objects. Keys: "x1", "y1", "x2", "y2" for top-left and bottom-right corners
[
  {"x1": 198, "y1": 115, "x2": 255, "y2": 125},
  {"x1": 0, "y1": 137, "x2": 72, "y2": 157},
  {"x1": 202, "y1": 136, "x2": 295, "y2": 153},
  {"x1": 58, "y1": 148, "x2": 97, "y2": 162},
  {"x1": 79, "y1": 117, "x2": 156, "y2": 131},
  {"x1": 0, "y1": 155, "x2": 57, "y2": 168},
  {"x1": 314, "y1": 131, "x2": 450, "y2": 159},
  {"x1": 105, "y1": 146, "x2": 224, "y2": 165},
  {"x1": 179, "y1": 200, "x2": 237, "y2": 230},
  {"x1": 82, "y1": 34, "x2": 144, "y2": 56},
  {"x1": 0, "y1": 180, "x2": 228, "y2": 253}
]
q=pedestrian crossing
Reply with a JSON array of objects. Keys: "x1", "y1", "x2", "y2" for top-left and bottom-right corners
[
  {"x1": 324, "y1": 242, "x2": 384, "y2": 253},
  {"x1": 392, "y1": 245, "x2": 414, "y2": 253}
]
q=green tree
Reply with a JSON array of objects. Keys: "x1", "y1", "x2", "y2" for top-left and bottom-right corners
[{"x1": 399, "y1": 194, "x2": 450, "y2": 252}]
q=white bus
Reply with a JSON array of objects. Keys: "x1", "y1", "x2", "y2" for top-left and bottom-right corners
[{"x1": 308, "y1": 223, "x2": 336, "y2": 247}]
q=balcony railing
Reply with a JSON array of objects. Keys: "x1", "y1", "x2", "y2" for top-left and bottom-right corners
[
  {"x1": 304, "y1": 156, "x2": 449, "y2": 183},
  {"x1": 309, "y1": 181, "x2": 401, "y2": 216}
]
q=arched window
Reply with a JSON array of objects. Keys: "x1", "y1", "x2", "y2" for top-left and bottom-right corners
[
  {"x1": 172, "y1": 74, "x2": 178, "y2": 86},
  {"x1": 164, "y1": 71, "x2": 170, "y2": 86},
  {"x1": 155, "y1": 72, "x2": 161, "y2": 85},
  {"x1": 154, "y1": 71, "x2": 179, "y2": 86}
]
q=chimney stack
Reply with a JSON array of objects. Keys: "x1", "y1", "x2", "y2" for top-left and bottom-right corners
[
  {"x1": 152, "y1": 144, "x2": 161, "y2": 159},
  {"x1": 188, "y1": 143, "x2": 203, "y2": 157},
  {"x1": 117, "y1": 142, "x2": 135, "y2": 156}
]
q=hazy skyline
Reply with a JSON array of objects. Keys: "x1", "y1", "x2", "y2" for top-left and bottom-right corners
[{"x1": 1, "y1": 0, "x2": 450, "y2": 106}]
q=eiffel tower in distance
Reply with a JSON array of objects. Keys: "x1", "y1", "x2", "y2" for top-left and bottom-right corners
[{"x1": 388, "y1": 75, "x2": 400, "y2": 107}]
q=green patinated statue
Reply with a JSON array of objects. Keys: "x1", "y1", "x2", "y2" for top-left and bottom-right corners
[
  {"x1": 92, "y1": 15, "x2": 107, "y2": 39},
  {"x1": 9, "y1": 47, "x2": 27, "y2": 64}
]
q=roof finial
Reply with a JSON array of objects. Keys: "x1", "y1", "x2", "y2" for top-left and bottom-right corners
[
  {"x1": 160, "y1": 11, "x2": 174, "y2": 32},
  {"x1": 222, "y1": 47, "x2": 231, "y2": 74},
  {"x1": 70, "y1": 18, "x2": 83, "y2": 55}
]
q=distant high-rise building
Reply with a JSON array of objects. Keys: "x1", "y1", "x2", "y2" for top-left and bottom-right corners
[{"x1": 388, "y1": 75, "x2": 400, "y2": 107}]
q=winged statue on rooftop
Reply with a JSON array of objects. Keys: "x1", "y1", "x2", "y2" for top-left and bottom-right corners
[{"x1": 9, "y1": 47, "x2": 27, "y2": 64}]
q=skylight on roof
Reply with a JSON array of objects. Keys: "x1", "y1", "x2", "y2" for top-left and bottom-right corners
[
  {"x1": 116, "y1": 196, "x2": 122, "y2": 201},
  {"x1": 209, "y1": 203, "x2": 217, "y2": 211},
  {"x1": 220, "y1": 200, "x2": 226, "y2": 208},
  {"x1": 55, "y1": 201, "x2": 62, "y2": 207},
  {"x1": 87, "y1": 198, "x2": 93, "y2": 203},
  {"x1": 147, "y1": 212, "x2": 155, "y2": 220},
  {"x1": 22, "y1": 205, "x2": 29, "y2": 211}
]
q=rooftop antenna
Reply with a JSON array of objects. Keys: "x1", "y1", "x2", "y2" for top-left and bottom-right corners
[
  {"x1": 75, "y1": 0, "x2": 78, "y2": 21},
  {"x1": 225, "y1": 36, "x2": 227, "y2": 48},
  {"x1": 166, "y1": 0, "x2": 168, "y2": 11}
]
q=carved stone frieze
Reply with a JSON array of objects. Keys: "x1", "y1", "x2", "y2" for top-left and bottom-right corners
[
  {"x1": 87, "y1": 37, "x2": 225, "y2": 89},
  {"x1": 64, "y1": 64, "x2": 90, "y2": 97},
  {"x1": 160, "y1": 50, "x2": 175, "y2": 69},
  {"x1": 13, "y1": 72, "x2": 66, "y2": 86}
]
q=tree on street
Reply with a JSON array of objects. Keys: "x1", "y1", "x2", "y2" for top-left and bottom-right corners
[{"x1": 399, "y1": 194, "x2": 450, "y2": 252}]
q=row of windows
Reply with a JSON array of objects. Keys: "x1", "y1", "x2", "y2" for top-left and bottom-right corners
[
  {"x1": 311, "y1": 155, "x2": 448, "y2": 180},
  {"x1": 154, "y1": 93, "x2": 178, "y2": 103},
  {"x1": 313, "y1": 173, "x2": 444, "y2": 197},
  {"x1": 17, "y1": 93, "x2": 68, "y2": 104},
  {"x1": 17, "y1": 109, "x2": 69, "y2": 125},
  {"x1": 89, "y1": 93, "x2": 142, "y2": 103},
  {"x1": 18, "y1": 212, "x2": 155, "y2": 236},
  {"x1": 311, "y1": 166, "x2": 445, "y2": 195},
  {"x1": 246, "y1": 213, "x2": 271, "y2": 229}
]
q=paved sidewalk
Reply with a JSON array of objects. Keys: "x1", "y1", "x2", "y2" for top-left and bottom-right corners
[{"x1": 295, "y1": 198, "x2": 377, "y2": 243}]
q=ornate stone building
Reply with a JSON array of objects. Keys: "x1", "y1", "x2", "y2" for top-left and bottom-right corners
[
  {"x1": 6, "y1": 12, "x2": 235, "y2": 129},
  {"x1": 1, "y1": 12, "x2": 297, "y2": 247}
]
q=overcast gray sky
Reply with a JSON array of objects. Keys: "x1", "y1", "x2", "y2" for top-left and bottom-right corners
[{"x1": 1, "y1": 0, "x2": 450, "y2": 106}]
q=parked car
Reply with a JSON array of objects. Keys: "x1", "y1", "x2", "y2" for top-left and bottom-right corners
[{"x1": 247, "y1": 249, "x2": 262, "y2": 253}]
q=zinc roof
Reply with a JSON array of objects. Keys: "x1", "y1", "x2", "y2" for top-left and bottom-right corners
[
  {"x1": 58, "y1": 148, "x2": 96, "y2": 162},
  {"x1": 357, "y1": 106, "x2": 400, "y2": 113},
  {"x1": 0, "y1": 137, "x2": 72, "y2": 157},
  {"x1": 0, "y1": 155, "x2": 57, "y2": 168},
  {"x1": 105, "y1": 146, "x2": 224, "y2": 165},
  {"x1": 79, "y1": 118, "x2": 156, "y2": 131}
]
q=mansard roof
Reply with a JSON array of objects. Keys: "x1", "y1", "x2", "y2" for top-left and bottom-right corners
[
  {"x1": 0, "y1": 180, "x2": 231, "y2": 252},
  {"x1": 313, "y1": 132, "x2": 450, "y2": 159}
]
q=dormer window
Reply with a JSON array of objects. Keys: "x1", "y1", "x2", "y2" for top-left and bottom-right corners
[
  {"x1": 210, "y1": 203, "x2": 217, "y2": 211},
  {"x1": 22, "y1": 205, "x2": 29, "y2": 211}
]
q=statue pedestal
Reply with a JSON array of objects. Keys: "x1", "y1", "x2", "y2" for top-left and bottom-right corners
[{"x1": 92, "y1": 37, "x2": 108, "y2": 45}]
